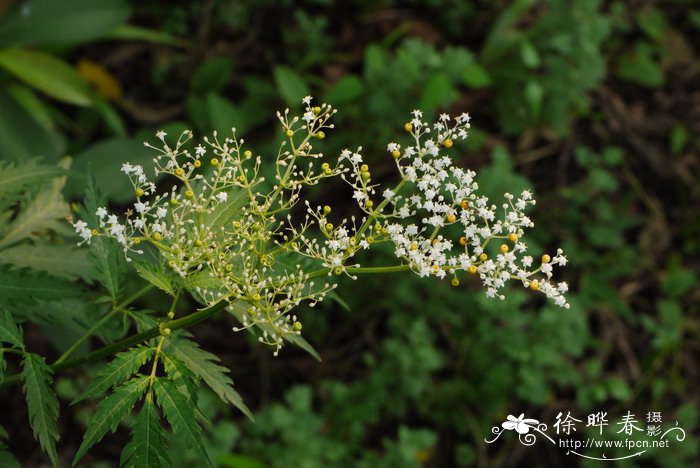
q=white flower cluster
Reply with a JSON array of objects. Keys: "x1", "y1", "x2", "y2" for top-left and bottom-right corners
[
  {"x1": 73, "y1": 97, "x2": 570, "y2": 356},
  {"x1": 371, "y1": 111, "x2": 568, "y2": 308}
]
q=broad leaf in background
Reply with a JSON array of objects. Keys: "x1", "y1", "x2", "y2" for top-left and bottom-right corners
[
  {"x1": 0, "y1": 49, "x2": 93, "y2": 106},
  {"x1": 22, "y1": 353, "x2": 60, "y2": 467},
  {"x1": 0, "y1": 90, "x2": 64, "y2": 162},
  {"x1": 68, "y1": 138, "x2": 165, "y2": 203},
  {"x1": 273, "y1": 66, "x2": 309, "y2": 107},
  {"x1": 0, "y1": 0, "x2": 131, "y2": 46}
]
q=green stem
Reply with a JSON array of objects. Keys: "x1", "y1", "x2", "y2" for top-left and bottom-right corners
[
  {"x1": 53, "y1": 309, "x2": 118, "y2": 365},
  {"x1": 53, "y1": 284, "x2": 155, "y2": 365},
  {"x1": 0, "y1": 299, "x2": 229, "y2": 389}
]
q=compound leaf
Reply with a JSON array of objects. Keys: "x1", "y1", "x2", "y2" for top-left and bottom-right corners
[
  {"x1": 120, "y1": 394, "x2": 171, "y2": 468},
  {"x1": 22, "y1": 353, "x2": 59, "y2": 467},
  {"x1": 73, "y1": 346, "x2": 154, "y2": 404},
  {"x1": 154, "y1": 379, "x2": 211, "y2": 466},
  {"x1": 167, "y1": 338, "x2": 253, "y2": 420},
  {"x1": 73, "y1": 375, "x2": 150, "y2": 466}
]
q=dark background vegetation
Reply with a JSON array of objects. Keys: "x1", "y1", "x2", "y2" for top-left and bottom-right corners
[{"x1": 0, "y1": 0, "x2": 698, "y2": 466}]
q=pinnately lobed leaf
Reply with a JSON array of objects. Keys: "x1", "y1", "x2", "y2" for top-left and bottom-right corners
[
  {"x1": 82, "y1": 169, "x2": 125, "y2": 302},
  {"x1": 0, "y1": 159, "x2": 62, "y2": 211},
  {"x1": 72, "y1": 346, "x2": 155, "y2": 404},
  {"x1": 0, "y1": 307, "x2": 23, "y2": 348},
  {"x1": 73, "y1": 375, "x2": 150, "y2": 466},
  {"x1": 167, "y1": 337, "x2": 254, "y2": 420},
  {"x1": 0, "y1": 244, "x2": 97, "y2": 283},
  {"x1": 0, "y1": 266, "x2": 83, "y2": 307},
  {"x1": 22, "y1": 353, "x2": 60, "y2": 467},
  {"x1": 0, "y1": 160, "x2": 71, "y2": 250},
  {"x1": 120, "y1": 393, "x2": 171, "y2": 468},
  {"x1": 132, "y1": 259, "x2": 176, "y2": 296},
  {"x1": 154, "y1": 379, "x2": 212, "y2": 466}
]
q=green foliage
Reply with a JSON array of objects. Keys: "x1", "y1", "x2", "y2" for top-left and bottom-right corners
[
  {"x1": 133, "y1": 260, "x2": 177, "y2": 296},
  {"x1": 74, "y1": 375, "x2": 150, "y2": 465},
  {"x1": 0, "y1": 1, "x2": 697, "y2": 466},
  {"x1": 484, "y1": 0, "x2": 611, "y2": 135},
  {"x1": 120, "y1": 395, "x2": 172, "y2": 468},
  {"x1": 0, "y1": 160, "x2": 71, "y2": 249},
  {"x1": 167, "y1": 337, "x2": 253, "y2": 420},
  {"x1": 0, "y1": 244, "x2": 97, "y2": 283},
  {"x1": 0, "y1": 267, "x2": 83, "y2": 307},
  {"x1": 82, "y1": 173, "x2": 125, "y2": 302},
  {"x1": 0, "y1": 0, "x2": 130, "y2": 46},
  {"x1": 0, "y1": 307, "x2": 24, "y2": 348},
  {"x1": 22, "y1": 353, "x2": 60, "y2": 467},
  {"x1": 154, "y1": 379, "x2": 212, "y2": 466},
  {"x1": 273, "y1": 66, "x2": 310, "y2": 107},
  {"x1": 73, "y1": 346, "x2": 155, "y2": 404},
  {"x1": 0, "y1": 49, "x2": 93, "y2": 106},
  {"x1": 0, "y1": 159, "x2": 62, "y2": 210}
]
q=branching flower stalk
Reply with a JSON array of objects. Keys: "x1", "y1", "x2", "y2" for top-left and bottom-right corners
[{"x1": 73, "y1": 97, "x2": 569, "y2": 356}]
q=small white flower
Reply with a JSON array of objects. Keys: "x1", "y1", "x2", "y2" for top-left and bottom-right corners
[{"x1": 217, "y1": 192, "x2": 228, "y2": 202}]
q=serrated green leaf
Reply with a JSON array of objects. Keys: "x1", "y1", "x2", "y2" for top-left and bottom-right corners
[
  {"x1": 73, "y1": 375, "x2": 150, "y2": 466},
  {"x1": 0, "y1": 267, "x2": 83, "y2": 307},
  {"x1": 161, "y1": 353, "x2": 198, "y2": 401},
  {"x1": 154, "y1": 379, "x2": 211, "y2": 466},
  {"x1": 0, "y1": 307, "x2": 23, "y2": 348},
  {"x1": 81, "y1": 172, "x2": 125, "y2": 301},
  {"x1": 184, "y1": 269, "x2": 223, "y2": 290},
  {"x1": 133, "y1": 260, "x2": 175, "y2": 296},
  {"x1": 0, "y1": 159, "x2": 62, "y2": 210},
  {"x1": 0, "y1": 244, "x2": 97, "y2": 283},
  {"x1": 0, "y1": 49, "x2": 93, "y2": 106},
  {"x1": 22, "y1": 353, "x2": 59, "y2": 467},
  {"x1": 89, "y1": 237, "x2": 124, "y2": 302},
  {"x1": 73, "y1": 346, "x2": 155, "y2": 404},
  {"x1": 0, "y1": 160, "x2": 71, "y2": 249},
  {"x1": 120, "y1": 394, "x2": 171, "y2": 468},
  {"x1": 167, "y1": 338, "x2": 253, "y2": 421}
]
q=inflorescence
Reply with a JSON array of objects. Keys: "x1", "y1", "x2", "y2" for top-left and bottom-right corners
[{"x1": 74, "y1": 97, "x2": 569, "y2": 355}]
